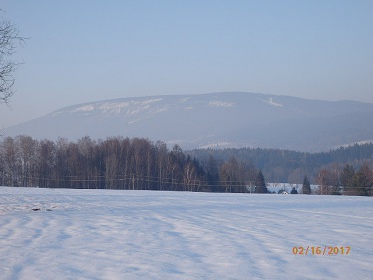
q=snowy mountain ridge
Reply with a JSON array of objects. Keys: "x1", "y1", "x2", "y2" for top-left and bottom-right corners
[{"x1": 4, "y1": 92, "x2": 373, "y2": 152}]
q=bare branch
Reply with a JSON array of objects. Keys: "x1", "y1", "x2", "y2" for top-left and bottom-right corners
[{"x1": 0, "y1": 11, "x2": 27, "y2": 104}]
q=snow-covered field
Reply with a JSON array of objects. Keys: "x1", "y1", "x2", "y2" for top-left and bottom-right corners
[{"x1": 1, "y1": 187, "x2": 372, "y2": 280}]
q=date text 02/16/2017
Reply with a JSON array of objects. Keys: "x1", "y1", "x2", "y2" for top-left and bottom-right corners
[{"x1": 292, "y1": 246, "x2": 351, "y2": 256}]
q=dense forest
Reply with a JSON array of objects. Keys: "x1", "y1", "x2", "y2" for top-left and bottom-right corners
[
  {"x1": 0, "y1": 136, "x2": 261, "y2": 193},
  {"x1": 0, "y1": 136, "x2": 372, "y2": 195},
  {"x1": 188, "y1": 144, "x2": 373, "y2": 184}
]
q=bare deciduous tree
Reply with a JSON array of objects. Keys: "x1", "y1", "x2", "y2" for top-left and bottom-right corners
[{"x1": 0, "y1": 11, "x2": 26, "y2": 104}]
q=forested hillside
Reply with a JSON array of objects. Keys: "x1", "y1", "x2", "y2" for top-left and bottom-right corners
[{"x1": 188, "y1": 144, "x2": 373, "y2": 183}]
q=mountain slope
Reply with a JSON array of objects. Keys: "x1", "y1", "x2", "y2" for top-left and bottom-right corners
[{"x1": 4, "y1": 92, "x2": 373, "y2": 151}]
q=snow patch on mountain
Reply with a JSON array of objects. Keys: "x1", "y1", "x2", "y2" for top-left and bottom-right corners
[
  {"x1": 72, "y1": 105, "x2": 95, "y2": 113},
  {"x1": 264, "y1": 97, "x2": 283, "y2": 107},
  {"x1": 179, "y1": 97, "x2": 190, "y2": 103},
  {"x1": 142, "y1": 98, "x2": 163, "y2": 104},
  {"x1": 69, "y1": 98, "x2": 164, "y2": 116},
  {"x1": 200, "y1": 142, "x2": 237, "y2": 149},
  {"x1": 153, "y1": 105, "x2": 170, "y2": 114},
  {"x1": 99, "y1": 102, "x2": 130, "y2": 113},
  {"x1": 4, "y1": 92, "x2": 373, "y2": 152},
  {"x1": 208, "y1": 100, "x2": 235, "y2": 108},
  {"x1": 335, "y1": 139, "x2": 373, "y2": 149}
]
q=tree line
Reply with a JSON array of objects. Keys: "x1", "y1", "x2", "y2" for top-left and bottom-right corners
[
  {"x1": 314, "y1": 163, "x2": 373, "y2": 196},
  {"x1": 1, "y1": 135, "x2": 372, "y2": 195},
  {"x1": 191, "y1": 145, "x2": 373, "y2": 196},
  {"x1": 188, "y1": 144, "x2": 373, "y2": 185},
  {"x1": 0, "y1": 136, "x2": 266, "y2": 193}
]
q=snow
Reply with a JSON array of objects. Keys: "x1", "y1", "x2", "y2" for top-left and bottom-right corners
[
  {"x1": 6, "y1": 92, "x2": 373, "y2": 151},
  {"x1": 336, "y1": 139, "x2": 373, "y2": 149},
  {"x1": 1, "y1": 187, "x2": 372, "y2": 280},
  {"x1": 179, "y1": 97, "x2": 190, "y2": 103},
  {"x1": 99, "y1": 102, "x2": 130, "y2": 113},
  {"x1": 72, "y1": 105, "x2": 95, "y2": 113},
  {"x1": 79, "y1": 99, "x2": 164, "y2": 115},
  {"x1": 208, "y1": 100, "x2": 235, "y2": 107},
  {"x1": 199, "y1": 141, "x2": 238, "y2": 149},
  {"x1": 264, "y1": 97, "x2": 283, "y2": 107},
  {"x1": 267, "y1": 183, "x2": 319, "y2": 194}
]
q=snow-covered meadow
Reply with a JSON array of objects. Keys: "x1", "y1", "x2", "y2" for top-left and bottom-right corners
[{"x1": 1, "y1": 187, "x2": 372, "y2": 280}]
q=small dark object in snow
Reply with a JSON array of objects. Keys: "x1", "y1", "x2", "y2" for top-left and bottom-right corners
[
  {"x1": 46, "y1": 209, "x2": 52, "y2": 211},
  {"x1": 31, "y1": 208, "x2": 41, "y2": 211}
]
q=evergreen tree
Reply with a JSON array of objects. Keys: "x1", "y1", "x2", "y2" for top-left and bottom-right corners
[
  {"x1": 206, "y1": 155, "x2": 220, "y2": 192},
  {"x1": 255, "y1": 170, "x2": 268, "y2": 193},
  {"x1": 340, "y1": 164, "x2": 355, "y2": 189},
  {"x1": 302, "y1": 175, "x2": 311, "y2": 194},
  {"x1": 291, "y1": 187, "x2": 298, "y2": 194},
  {"x1": 349, "y1": 171, "x2": 372, "y2": 196}
]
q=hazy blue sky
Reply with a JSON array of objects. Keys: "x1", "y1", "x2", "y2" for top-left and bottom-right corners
[{"x1": 1, "y1": 0, "x2": 372, "y2": 127}]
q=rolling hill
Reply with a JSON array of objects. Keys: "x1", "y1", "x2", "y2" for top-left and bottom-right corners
[{"x1": 4, "y1": 92, "x2": 373, "y2": 152}]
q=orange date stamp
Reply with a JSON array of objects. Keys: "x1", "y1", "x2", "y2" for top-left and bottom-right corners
[{"x1": 292, "y1": 246, "x2": 351, "y2": 256}]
